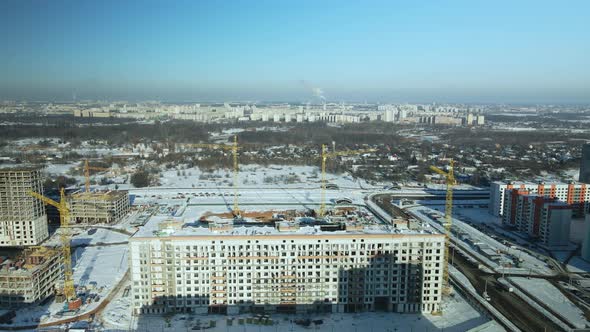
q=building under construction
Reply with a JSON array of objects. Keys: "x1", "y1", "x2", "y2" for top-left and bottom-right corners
[
  {"x1": 130, "y1": 207, "x2": 445, "y2": 315},
  {"x1": 68, "y1": 190, "x2": 130, "y2": 224},
  {"x1": 0, "y1": 168, "x2": 49, "y2": 246},
  {"x1": 0, "y1": 246, "x2": 62, "y2": 307}
]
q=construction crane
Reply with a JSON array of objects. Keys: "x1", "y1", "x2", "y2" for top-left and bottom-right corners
[
  {"x1": 29, "y1": 188, "x2": 76, "y2": 301},
  {"x1": 182, "y1": 135, "x2": 240, "y2": 215},
  {"x1": 319, "y1": 144, "x2": 375, "y2": 217},
  {"x1": 83, "y1": 159, "x2": 110, "y2": 193},
  {"x1": 429, "y1": 159, "x2": 456, "y2": 294}
]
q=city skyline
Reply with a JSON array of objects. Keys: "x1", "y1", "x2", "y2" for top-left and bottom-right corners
[{"x1": 1, "y1": 0, "x2": 589, "y2": 103}]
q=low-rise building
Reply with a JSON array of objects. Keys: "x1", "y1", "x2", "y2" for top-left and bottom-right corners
[
  {"x1": 0, "y1": 247, "x2": 62, "y2": 308},
  {"x1": 68, "y1": 190, "x2": 130, "y2": 224}
]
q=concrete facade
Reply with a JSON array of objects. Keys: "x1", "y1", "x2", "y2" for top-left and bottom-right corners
[
  {"x1": 130, "y1": 228, "x2": 445, "y2": 316},
  {"x1": 0, "y1": 168, "x2": 49, "y2": 246},
  {"x1": 580, "y1": 144, "x2": 590, "y2": 184},
  {"x1": 0, "y1": 247, "x2": 62, "y2": 308},
  {"x1": 68, "y1": 190, "x2": 130, "y2": 224},
  {"x1": 502, "y1": 190, "x2": 572, "y2": 246}
]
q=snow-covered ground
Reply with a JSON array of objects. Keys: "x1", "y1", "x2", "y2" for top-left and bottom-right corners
[
  {"x1": 510, "y1": 277, "x2": 589, "y2": 329},
  {"x1": 100, "y1": 291, "x2": 497, "y2": 332},
  {"x1": 44, "y1": 227, "x2": 130, "y2": 247},
  {"x1": 155, "y1": 164, "x2": 378, "y2": 190},
  {"x1": 71, "y1": 228, "x2": 129, "y2": 246},
  {"x1": 71, "y1": 244, "x2": 128, "y2": 289}
]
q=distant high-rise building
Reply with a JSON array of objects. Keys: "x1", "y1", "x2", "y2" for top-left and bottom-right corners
[{"x1": 579, "y1": 144, "x2": 590, "y2": 183}]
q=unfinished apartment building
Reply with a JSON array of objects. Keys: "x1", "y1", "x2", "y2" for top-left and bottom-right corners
[
  {"x1": 0, "y1": 247, "x2": 62, "y2": 307},
  {"x1": 130, "y1": 213, "x2": 445, "y2": 315},
  {"x1": 0, "y1": 168, "x2": 49, "y2": 246},
  {"x1": 68, "y1": 190, "x2": 130, "y2": 224}
]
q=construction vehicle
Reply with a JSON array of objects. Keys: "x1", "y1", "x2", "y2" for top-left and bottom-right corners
[
  {"x1": 29, "y1": 188, "x2": 77, "y2": 304},
  {"x1": 319, "y1": 144, "x2": 375, "y2": 217},
  {"x1": 181, "y1": 135, "x2": 240, "y2": 216},
  {"x1": 83, "y1": 159, "x2": 110, "y2": 193},
  {"x1": 429, "y1": 159, "x2": 456, "y2": 294}
]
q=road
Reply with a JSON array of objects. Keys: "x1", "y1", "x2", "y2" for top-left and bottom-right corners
[
  {"x1": 451, "y1": 247, "x2": 564, "y2": 332},
  {"x1": 373, "y1": 193, "x2": 566, "y2": 332}
]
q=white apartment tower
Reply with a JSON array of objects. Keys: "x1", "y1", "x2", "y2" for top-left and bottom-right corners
[
  {"x1": 0, "y1": 168, "x2": 49, "y2": 246},
  {"x1": 130, "y1": 220, "x2": 445, "y2": 315}
]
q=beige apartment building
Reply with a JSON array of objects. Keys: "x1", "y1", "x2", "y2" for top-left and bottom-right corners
[
  {"x1": 130, "y1": 218, "x2": 445, "y2": 315},
  {"x1": 68, "y1": 190, "x2": 130, "y2": 224}
]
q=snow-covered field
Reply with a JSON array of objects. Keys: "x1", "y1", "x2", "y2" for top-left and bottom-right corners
[
  {"x1": 156, "y1": 164, "x2": 378, "y2": 190},
  {"x1": 71, "y1": 228, "x2": 129, "y2": 246}
]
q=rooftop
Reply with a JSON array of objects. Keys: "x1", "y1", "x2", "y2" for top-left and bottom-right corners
[
  {"x1": 70, "y1": 190, "x2": 128, "y2": 201},
  {"x1": 131, "y1": 205, "x2": 441, "y2": 240}
]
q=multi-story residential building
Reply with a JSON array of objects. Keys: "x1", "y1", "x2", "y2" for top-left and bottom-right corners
[
  {"x1": 0, "y1": 168, "x2": 49, "y2": 246},
  {"x1": 489, "y1": 181, "x2": 590, "y2": 217},
  {"x1": 129, "y1": 217, "x2": 445, "y2": 316},
  {"x1": 502, "y1": 190, "x2": 571, "y2": 246},
  {"x1": 0, "y1": 247, "x2": 62, "y2": 307},
  {"x1": 68, "y1": 190, "x2": 130, "y2": 224}
]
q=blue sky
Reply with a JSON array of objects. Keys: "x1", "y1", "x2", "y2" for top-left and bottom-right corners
[{"x1": 1, "y1": 0, "x2": 589, "y2": 103}]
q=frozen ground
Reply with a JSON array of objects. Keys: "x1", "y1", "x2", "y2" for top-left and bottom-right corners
[
  {"x1": 42, "y1": 162, "x2": 76, "y2": 176},
  {"x1": 154, "y1": 164, "x2": 379, "y2": 190},
  {"x1": 44, "y1": 227, "x2": 130, "y2": 247},
  {"x1": 71, "y1": 228, "x2": 130, "y2": 246},
  {"x1": 72, "y1": 244, "x2": 128, "y2": 288},
  {"x1": 100, "y1": 291, "x2": 497, "y2": 332},
  {"x1": 510, "y1": 277, "x2": 589, "y2": 329}
]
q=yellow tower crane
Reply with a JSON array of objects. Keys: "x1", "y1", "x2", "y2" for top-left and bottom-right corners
[
  {"x1": 183, "y1": 135, "x2": 240, "y2": 215},
  {"x1": 429, "y1": 159, "x2": 456, "y2": 293},
  {"x1": 29, "y1": 188, "x2": 76, "y2": 301},
  {"x1": 83, "y1": 159, "x2": 110, "y2": 193},
  {"x1": 319, "y1": 144, "x2": 375, "y2": 217}
]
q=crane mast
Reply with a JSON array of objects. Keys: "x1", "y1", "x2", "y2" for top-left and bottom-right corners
[
  {"x1": 429, "y1": 159, "x2": 455, "y2": 294},
  {"x1": 84, "y1": 159, "x2": 110, "y2": 193},
  {"x1": 29, "y1": 188, "x2": 75, "y2": 300}
]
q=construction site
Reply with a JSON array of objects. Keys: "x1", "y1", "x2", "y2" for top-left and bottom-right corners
[
  {"x1": 0, "y1": 168, "x2": 49, "y2": 246},
  {"x1": 0, "y1": 163, "x2": 131, "y2": 326},
  {"x1": 68, "y1": 190, "x2": 130, "y2": 224},
  {"x1": 0, "y1": 247, "x2": 62, "y2": 307},
  {"x1": 0, "y1": 142, "x2": 518, "y2": 331}
]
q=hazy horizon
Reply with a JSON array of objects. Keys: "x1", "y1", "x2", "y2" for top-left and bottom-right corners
[{"x1": 1, "y1": 1, "x2": 589, "y2": 103}]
